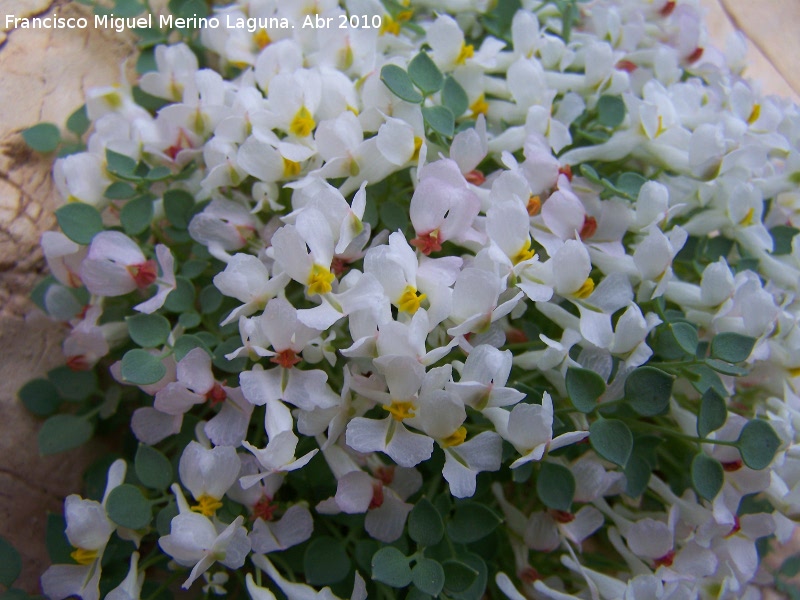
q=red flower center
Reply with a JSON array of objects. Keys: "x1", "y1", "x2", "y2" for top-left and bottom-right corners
[
  {"x1": 67, "y1": 355, "x2": 91, "y2": 371},
  {"x1": 465, "y1": 170, "x2": 486, "y2": 186},
  {"x1": 659, "y1": 1, "x2": 676, "y2": 16},
  {"x1": 206, "y1": 383, "x2": 227, "y2": 405},
  {"x1": 369, "y1": 482, "x2": 384, "y2": 509},
  {"x1": 271, "y1": 349, "x2": 302, "y2": 369},
  {"x1": 579, "y1": 215, "x2": 598, "y2": 240},
  {"x1": 128, "y1": 260, "x2": 158, "y2": 289},
  {"x1": 550, "y1": 509, "x2": 575, "y2": 523},
  {"x1": 252, "y1": 496, "x2": 276, "y2": 521},
  {"x1": 410, "y1": 230, "x2": 442, "y2": 255},
  {"x1": 654, "y1": 549, "x2": 675, "y2": 568},
  {"x1": 616, "y1": 59, "x2": 638, "y2": 73},
  {"x1": 722, "y1": 459, "x2": 743, "y2": 472}
]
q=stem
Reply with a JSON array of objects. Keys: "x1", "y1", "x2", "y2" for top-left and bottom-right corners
[
  {"x1": 144, "y1": 571, "x2": 182, "y2": 600},
  {"x1": 629, "y1": 422, "x2": 738, "y2": 447}
]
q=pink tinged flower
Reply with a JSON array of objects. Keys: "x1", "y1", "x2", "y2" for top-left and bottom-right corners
[
  {"x1": 134, "y1": 244, "x2": 177, "y2": 314},
  {"x1": 62, "y1": 305, "x2": 111, "y2": 371},
  {"x1": 241, "y1": 431, "x2": 319, "y2": 487},
  {"x1": 523, "y1": 505, "x2": 604, "y2": 552},
  {"x1": 442, "y1": 431, "x2": 503, "y2": 498},
  {"x1": 248, "y1": 554, "x2": 368, "y2": 600},
  {"x1": 105, "y1": 551, "x2": 144, "y2": 600},
  {"x1": 178, "y1": 442, "x2": 241, "y2": 516},
  {"x1": 447, "y1": 268, "x2": 523, "y2": 338},
  {"x1": 188, "y1": 198, "x2": 258, "y2": 261},
  {"x1": 159, "y1": 485, "x2": 250, "y2": 590},
  {"x1": 249, "y1": 504, "x2": 313, "y2": 554},
  {"x1": 213, "y1": 254, "x2": 291, "y2": 326},
  {"x1": 53, "y1": 152, "x2": 112, "y2": 208},
  {"x1": 447, "y1": 345, "x2": 526, "y2": 411},
  {"x1": 42, "y1": 231, "x2": 86, "y2": 288},
  {"x1": 80, "y1": 231, "x2": 158, "y2": 297}
]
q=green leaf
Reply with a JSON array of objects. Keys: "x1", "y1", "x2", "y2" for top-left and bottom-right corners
[
  {"x1": 106, "y1": 484, "x2": 152, "y2": 530},
  {"x1": 127, "y1": 314, "x2": 171, "y2": 348},
  {"x1": 46, "y1": 514, "x2": 71, "y2": 564},
  {"x1": 372, "y1": 546, "x2": 412, "y2": 588},
  {"x1": 779, "y1": 554, "x2": 800, "y2": 578},
  {"x1": 451, "y1": 553, "x2": 488, "y2": 600},
  {"x1": 146, "y1": 166, "x2": 172, "y2": 181},
  {"x1": 536, "y1": 462, "x2": 575, "y2": 512},
  {"x1": 164, "y1": 277, "x2": 196, "y2": 313},
  {"x1": 590, "y1": 419, "x2": 633, "y2": 467},
  {"x1": 625, "y1": 366, "x2": 673, "y2": 417},
  {"x1": 442, "y1": 560, "x2": 478, "y2": 594},
  {"x1": 710, "y1": 332, "x2": 756, "y2": 363},
  {"x1": 412, "y1": 558, "x2": 445, "y2": 597},
  {"x1": 565, "y1": 367, "x2": 606, "y2": 413},
  {"x1": 66, "y1": 105, "x2": 90, "y2": 137},
  {"x1": 380, "y1": 65, "x2": 423, "y2": 103},
  {"x1": 180, "y1": 260, "x2": 208, "y2": 280},
  {"x1": 134, "y1": 444, "x2": 173, "y2": 490},
  {"x1": 614, "y1": 172, "x2": 647, "y2": 200},
  {"x1": 178, "y1": 311, "x2": 201, "y2": 329},
  {"x1": 379, "y1": 200, "x2": 410, "y2": 232},
  {"x1": 38, "y1": 414, "x2": 93, "y2": 455},
  {"x1": 624, "y1": 454, "x2": 651, "y2": 498},
  {"x1": 697, "y1": 388, "x2": 727, "y2": 438},
  {"x1": 22, "y1": 123, "x2": 61, "y2": 153},
  {"x1": 213, "y1": 337, "x2": 248, "y2": 374},
  {"x1": 163, "y1": 190, "x2": 195, "y2": 229},
  {"x1": 770, "y1": 225, "x2": 799, "y2": 256},
  {"x1": 442, "y1": 76, "x2": 468, "y2": 117},
  {"x1": 704, "y1": 358, "x2": 747, "y2": 377},
  {"x1": 55, "y1": 203, "x2": 103, "y2": 245},
  {"x1": 596, "y1": 95, "x2": 626, "y2": 128},
  {"x1": 669, "y1": 322, "x2": 698, "y2": 355},
  {"x1": 691, "y1": 453, "x2": 724, "y2": 501},
  {"x1": 304, "y1": 536, "x2": 350, "y2": 585},
  {"x1": 408, "y1": 498, "x2": 444, "y2": 547},
  {"x1": 684, "y1": 364, "x2": 727, "y2": 397},
  {"x1": 199, "y1": 285, "x2": 223, "y2": 314},
  {"x1": 0, "y1": 537, "x2": 22, "y2": 587},
  {"x1": 156, "y1": 501, "x2": 178, "y2": 537},
  {"x1": 18, "y1": 378, "x2": 61, "y2": 416},
  {"x1": 106, "y1": 149, "x2": 138, "y2": 179},
  {"x1": 578, "y1": 163, "x2": 602, "y2": 184},
  {"x1": 112, "y1": 0, "x2": 145, "y2": 16},
  {"x1": 173, "y1": 334, "x2": 210, "y2": 362},
  {"x1": 47, "y1": 366, "x2": 97, "y2": 402},
  {"x1": 737, "y1": 419, "x2": 781, "y2": 470},
  {"x1": 104, "y1": 182, "x2": 136, "y2": 200},
  {"x1": 120, "y1": 195, "x2": 154, "y2": 235},
  {"x1": 120, "y1": 349, "x2": 166, "y2": 385},
  {"x1": 408, "y1": 52, "x2": 444, "y2": 95},
  {"x1": 422, "y1": 106, "x2": 455, "y2": 137},
  {"x1": 446, "y1": 502, "x2": 502, "y2": 544}
]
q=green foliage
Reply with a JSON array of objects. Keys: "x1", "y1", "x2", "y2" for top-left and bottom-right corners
[
  {"x1": 697, "y1": 388, "x2": 727, "y2": 438},
  {"x1": 372, "y1": 547, "x2": 412, "y2": 587},
  {"x1": 422, "y1": 106, "x2": 455, "y2": 138},
  {"x1": 624, "y1": 455, "x2": 651, "y2": 498},
  {"x1": 134, "y1": 444, "x2": 173, "y2": 490},
  {"x1": 164, "y1": 277, "x2": 196, "y2": 313},
  {"x1": 737, "y1": 420, "x2": 781, "y2": 470},
  {"x1": 565, "y1": 367, "x2": 606, "y2": 412},
  {"x1": 590, "y1": 419, "x2": 632, "y2": 467},
  {"x1": 304, "y1": 536, "x2": 351, "y2": 585},
  {"x1": 38, "y1": 414, "x2": 93, "y2": 455},
  {"x1": 536, "y1": 463, "x2": 575, "y2": 512},
  {"x1": 55, "y1": 203, "x2": 103, "y2": 245},
  {"x1": 106, "y1": 149, "x2": 139, "y2": 180},
  {"x1": 22, "y1": 123, "x2": 61, "y2": 153},
  {"x1": 380, "y1": 65, "x2": 423, "y2": 103},
  {"x1": 442, "y1": 77, "x2": 468, "y2": 117},
  {"x1": 0, "y1": 537, "x2": 22, "y2": 587},
  {"x1": 106, "y1": 484, "x2": 152, "y2": 530},
  {"x1": 408, "y1": 52, "x2": 443, "y2": 95},
  {"x1": 127, "y1": 314, "x2": 171, "y2": 348},
  {"x1": 120, "y1": 349, "x2": 167, "y2": 385},
  {"x1": 18, "y1": 378, "x2": 60, "y2": 416},
  {"x1": 691, "y1": 453, "x2": 724, "y2": 501},
  {"x1": 770, "y1": 225, "x2": 799, "y2": 255},
  {"x1": 164, "y1": 190, "x2": 195, "y2": 228},
  {"x1": 710, "y1": 333, "x2": 756, "y2": 363},
  {"x1": 669, "y1": 322, "x2": 699, "y2": 355},
  {"x1": 120, "y1": 195, "x2": 154, "y2": 235},
  {"x1": 66, "y1": 105, "x2": 90, "y2": 137},
  {"x1": 412, "y1": 558, "x2": 445, "y2": 596},
  {"x1": 625, "y1": 366, "x2": 673, "y2": 416},
  {"x1": 446, "y1": 502, "x2": 502, "y2": 544},
  {"x1": 47, "y1": 366, "x2": 97, "y2": 402},
  {"x1": 442, "y1": 560, "x2": 478, "y2": 594},
  {"x1": 596, "y1": 95, "x2": 626, "y2": 128},
  {"x1": 408, "y1": 498, "x2": 444, "y2": 546}
]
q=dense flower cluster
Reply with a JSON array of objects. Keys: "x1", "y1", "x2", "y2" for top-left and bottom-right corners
[{"x1": 19, "y1": 0, "x2": 800, "y2": 599}]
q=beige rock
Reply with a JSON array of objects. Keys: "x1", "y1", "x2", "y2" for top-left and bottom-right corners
[{"x1": 0, "y1": 2, "x2": 135, "y2": 592}]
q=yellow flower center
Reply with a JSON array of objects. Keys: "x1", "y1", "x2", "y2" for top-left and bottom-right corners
[
  {"x1": 574, "y1": 277, "x2": 595, "y2": 299},
  {"x1": 289, "y1": 106, "x2": 315, "y2": 137},
  {"x1": 441, "y1": 426, "x2": 467, "y2": 447},
  {"x1": 70, "y1": 547, "x2": 98, "y2": 566},
  {"x1": 253, "y1": 29, "x2": 271, "y2": 49},
  {"x1": 456, "y1": 43, "x2": 474, "y2": 65},
  {"x1": 747, "y1": 104, "x2": 761, "y2": 125},
  {"x1": 411, "y1": 136, "x2": 423, "y2": 162},
  {"x1": 102, "y1": 90, "x2": 122, "y2": 109},
  {"x1": 386, "y1": 400, "x2": 416, "y2": 421},
  {"x1": 739, "y1": 207, "x2": 755, "y2": 226},
  {"x1": 381, "y1": 15, "x2": 401, "y2": 36},
  {"x1": 527, "y1": 195, "x2": 542, "y2": 216},
  {"x1": 191, "y1": 494, "x2": 224, "y2": 517},
  {"x1": 397, "y1": 285, "x2": 426, "y2": 314},
  {"x1": 283, "y1": 157, "x2": 302, "y2": 177},
  {"x1": 470, "y1": 95, "x2": 489, "y2": 117},
  {"x1": 511, "y1": 239, "x2": 536, "y2": 265},
  {"x1": 307, "y1": 264, "x2": 334, "y2": 296},
  {"x1": 788, "y1": 366, "x2": 800, "y2": 377}
]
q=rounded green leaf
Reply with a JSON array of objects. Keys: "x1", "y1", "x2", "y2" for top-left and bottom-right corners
[
  {"x1": 106, "y1": 484, "x2": 152, "y2": 530},
  {"x1": 408, "y1": 51, "x2": 443, "y2": 95},
  {"x1": 697, "y1": 388, "x2": 727, "y2": 438},
  {"x1": 120, "y1": 195, "x2": 154, "y2": 235},
  {"x1": 134, "y1": 444, "x2": 173, "y2": 490},
  {"x1": 164, "y1": 277, "x2": 196, "y2": 313},
  {"x1": 105, "y1": 148, "x2": 138, "y2": 179},
  {"x1": 304, "y1": 536, "x2": 350, "y2": 585},
  {"x1": 770, "y1": 225, "x2": 799, "y2": 256},
  {"x1": 442, "y1": 76, "x2": 468, "y2": 117},
  {"x1": 596, "y1": 95, "x2": 625, "y2": 128},
  {"x1": 536, "y1": 463, "x2": 575, "y2": 512},
  {"x1": 23, "y1": 123, "x2": 61, "y2": 153},
  {"x1": 38, "y1": 414, "x2": 93, "y2": 456},
  {"x1": 380, "y1": 65, "x2": 423, "y2": 103},
  {"x1": 164, "y1": 189, "x2": 196, "y2": 229},
  {"x1": 120, "y1": 349, "x2": 166, "y2": 385},
  {"x1": 710, "y1": 332, "x2": 756, "y2": 363},
  {"x1": 565, "y1": 367, "x2": 606, "y2": 413},
  {"x1": 737, "y1": 419, "x2": 781, "y2": 470},
  {"x1": 691, "y1": 453, "x2": 724, "y2": 501},
  {"x1": 0, "y1": 537, "x2": 22, "y2": 587},
  {"x1": 446, "y1": 502, "x2": 502, "y2": 544},
  {"x1": 372, "y1": 546, "x2": 412, "y2": 588},
  {"x1": 412, "y1": 558, "x2": 445, "y2": 597},
  {"x1": 173, "y1": 334, "x2": 210, "y2": 362},
  {"x1": 66, "y1": 105, "x2": 90, "y2": 137},
  {"x1": 408, "y1": 498, "x2": 444, "y2": 547},
  {"x1": 615, "y1": 172, "x2": 646, "y2": 199},
  {"x1": 590, "y1": 419, "x2": 633, "y2": 467},
  {"x1": 105, "y1": 182, "x2": 136, "y2": 200},
  {"x1": 379, "y1": 200, "x2": 410, "y2": 232},
  {"x1": 442, "y1": 560, "x2": 478, "y2": 594},
  {"x1": 127, "y1": 314, "x2": 171, "y2": 348},
  {"x1": 18, "y1": 378, "x2": 61, "y2": 416},
  {"x1": 422, "y1": 105, "x2": 455, "y2": 137},
  {"x1": 624, "y1": 454, "x2": 651, "y2": 498},
  {"x1": 47, "y1": 365, "x2": 97, "y2": 402},
  {"x1": 669, "y1": 322, "x2": 698, "y2": 355},
  {"x1": 625, "y1": 366, "x2": 673, "y2": 417},
  {"x1": 55, "y1": 203, "x2": 103, "y2": 245}
]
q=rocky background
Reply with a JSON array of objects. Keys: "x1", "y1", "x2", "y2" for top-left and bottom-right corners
[{"x1": 0, "y1": 0, "x2": 797, "y2": 593}]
